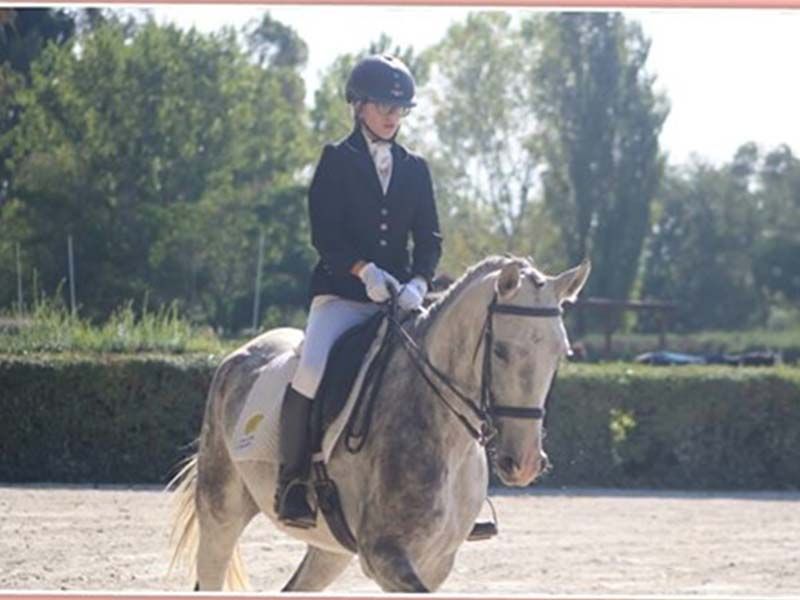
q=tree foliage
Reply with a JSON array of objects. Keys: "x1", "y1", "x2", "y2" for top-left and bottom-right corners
[
  {"x1": 2, "y1": 8, "x2": 798, "y2": 338},
  {"x1": 643, "y1": 144, "x2": 800, "y2": 332},
  {"x1": 425, "y1": 13, "x2": 562, "y2": 276},
  {"x1": 0, "y1": 8, "x2": 75, "y2": 76},
  {"x1": 1, "y1": 8, "x2": 77, "y2": 211},
  {"x1": 529, "y1": 12, "x2": 669, "y2": 318},
  {"x1": 245, "y1": 13, "x2": 308, "y2": 70},
  {"x1": 1, "y1": 18, "x2": 313, "y2": 329},
  {"x1": 430, "y1": 14, "x2": 536, "y2": 242},
  {"x1": 753, "y1": 145, "x2": 800, "y2": 305}
]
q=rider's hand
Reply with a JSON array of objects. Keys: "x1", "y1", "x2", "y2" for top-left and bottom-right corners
[
  {"x1": 357, "y1": 262, "x2": 400, "y2": 303},
  {"x1": 397, "y1": 276, "x2": 428, "y2": 311}
]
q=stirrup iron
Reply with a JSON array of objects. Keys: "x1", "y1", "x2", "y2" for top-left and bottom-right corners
[
  {"x1": 276, "y1": 479, "x2": 315, "y2": 529},
  {"x1": 467, "y1": 496, "x2": 499, "y2": 541}
]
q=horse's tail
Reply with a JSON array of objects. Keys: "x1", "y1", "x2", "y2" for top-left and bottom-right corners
[{"x1": 166, "y1": 453, "x2": 249, "y2": 590}]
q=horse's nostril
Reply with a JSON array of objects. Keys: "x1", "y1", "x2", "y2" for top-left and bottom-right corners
[{"x1": 497, "y1": 456, "x2": 517, "y2": 474}]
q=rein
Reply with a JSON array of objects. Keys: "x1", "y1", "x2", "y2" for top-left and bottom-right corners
[{"x1": 388, "y1": 292, "x2": 562, "y2": 446}]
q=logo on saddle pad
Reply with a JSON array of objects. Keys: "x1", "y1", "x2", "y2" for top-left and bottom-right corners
[
  {"x1": 244, "y1": 413, "x2": 264, "y2": 435},
  {"x1": 235, "y1": 413, "x2": 265, "y2": 451},
  {"x1": 231, "y1": 313, "x2": 388, "y2": 465}
]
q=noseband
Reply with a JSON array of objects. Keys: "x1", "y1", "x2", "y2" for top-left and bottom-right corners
[{"x1": 389, "y1": 292, "x2": 562, "y2": 446}]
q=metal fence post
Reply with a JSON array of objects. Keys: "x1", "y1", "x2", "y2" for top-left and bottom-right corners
[
  {"x1": 67, "y1": 234, "x2": 77, "y2": 317},
  {"x1": 15, "y1": 242, "x2": 23, "y2": 316},
  {"x1": 252, "y1": 229, "x2": 265, "y2": 331}
]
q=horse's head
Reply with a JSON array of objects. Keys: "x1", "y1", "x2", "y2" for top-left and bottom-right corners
[{"x1": 486, "y1": 257, "x2": 590, "y2": 486}]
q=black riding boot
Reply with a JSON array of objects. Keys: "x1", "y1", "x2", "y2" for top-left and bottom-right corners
[{"x1": 274, "y1": 385, "x2": 315, "y2": 529}]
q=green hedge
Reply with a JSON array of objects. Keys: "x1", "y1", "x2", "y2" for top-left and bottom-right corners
[
  {"x1": 1, "y1": 355, "x2": 799, "y2": 489},
  {"x1": 0, "y1": 353, "x2": 215, "y2": 483},
  {"x1": 542, "y1": 364, "x2": 800, "y2": 490}
]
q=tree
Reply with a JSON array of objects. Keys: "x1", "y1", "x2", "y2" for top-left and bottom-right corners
[
  {"x1": 427, "y1": 12, "x2": 552, "y2": 271},
  {"x1": 641, "y1": 160, "x2": 765, "y2": 331},
  {"x1": 751, "y1": 144, "x2": 800, "y2": 309},
  {"x1": 244, "y1": 12, "x2": 308, "y2": 70},
  {"x1": 1, "y1": 18, "x2": 314, "y2": 329},
  {"x1": 1, "y1": 8, "x2": 77, "y2": 216},
  {"x1": 642, "y1": 142, "x2": 800, "y2": 332},
  {"x1": 0, "y1": 8, "x2": 75, "y2": 75},
  {"x1": 528, "y1": 12, "x2": 669, "y2": 325}
]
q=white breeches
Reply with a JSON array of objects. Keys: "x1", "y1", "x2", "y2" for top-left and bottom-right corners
[{"x1": 291, "y1": 294, "x2": 382, "y2": 399}]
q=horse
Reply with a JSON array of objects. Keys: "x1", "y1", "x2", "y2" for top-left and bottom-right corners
[{"x1": 168, "y1": 254, "x2": 590, "y2": 592}]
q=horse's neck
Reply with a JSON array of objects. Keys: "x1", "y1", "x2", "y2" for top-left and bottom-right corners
[
  {"x1": 425, "y1": 278, "x2": 493, "y2": 393},
  {"x1": 384, "y1": 279, "x2": 494, "y2": 450}
]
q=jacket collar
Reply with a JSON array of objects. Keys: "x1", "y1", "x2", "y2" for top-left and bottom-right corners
[{"x1": 344, "y1": 126, "x2": 408, "y2": 197}]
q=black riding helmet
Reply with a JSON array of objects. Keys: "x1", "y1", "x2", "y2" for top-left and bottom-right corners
[{"x1": 345, "y1": 54, "x2": 416, "y2": 108}]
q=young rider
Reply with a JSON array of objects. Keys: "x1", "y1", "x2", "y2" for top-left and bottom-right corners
[{"x1": 275, "y1": 54, "x2": 443, "y2": 528}]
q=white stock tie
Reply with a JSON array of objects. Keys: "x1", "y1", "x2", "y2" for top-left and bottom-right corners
[{"x1": 372, "y1": 142, "x2": 392, "y2": 195}]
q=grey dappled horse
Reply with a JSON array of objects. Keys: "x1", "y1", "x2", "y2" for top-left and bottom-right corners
[{"x1": 168, "y1": 255, "x2": 590, "y2": 592}]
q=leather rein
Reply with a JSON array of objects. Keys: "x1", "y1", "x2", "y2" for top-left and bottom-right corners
[{"x1": 387, "y1": 293, "x2": 563, "y2": 446}]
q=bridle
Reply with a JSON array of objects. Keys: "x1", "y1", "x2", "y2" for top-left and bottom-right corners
[{"x1": 387, "y1": 292, "x2": 563, "y2": 447}]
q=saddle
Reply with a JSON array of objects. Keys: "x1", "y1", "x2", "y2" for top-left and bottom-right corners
[{"x1": 309, "y1": 310, "x2": 387, "y2": 455}]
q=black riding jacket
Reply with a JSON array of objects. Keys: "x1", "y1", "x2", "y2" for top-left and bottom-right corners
[{"x1": 308, "y1": 128, "x2": 443, "y2": 303}]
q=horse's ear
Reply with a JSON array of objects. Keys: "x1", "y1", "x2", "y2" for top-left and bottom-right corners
[
  {"x1": 551, "y1": 259, "x2": 591, "y2": 304},
  {"x1": 496, "y1": 261, "x2": 521, "y2": 299}
]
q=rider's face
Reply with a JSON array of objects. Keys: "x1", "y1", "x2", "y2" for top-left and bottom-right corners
[{"x1": 358, "y1": 101, "x2": 405, "y2": 139}]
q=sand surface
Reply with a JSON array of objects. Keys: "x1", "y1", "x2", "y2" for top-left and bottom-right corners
[{"x1": 1, "y1": 485, "x2": 798, "y2": 595}]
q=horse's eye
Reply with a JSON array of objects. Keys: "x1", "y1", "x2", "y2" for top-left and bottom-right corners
[{"x1": 493, "y1": 342, "x2": 510, "y2": 362}]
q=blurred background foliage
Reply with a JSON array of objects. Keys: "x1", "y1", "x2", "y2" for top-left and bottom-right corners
[{"x1": 1, "y1": 8, "x2": 798, "y2": 346}]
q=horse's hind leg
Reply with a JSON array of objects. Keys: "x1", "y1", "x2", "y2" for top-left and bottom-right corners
[
  {"x1": 282, "y1": 546, "x2": 353, "y2": 591},
  {"x1": 195, "y1": 444, "x2": 259, "y2": 590},
  {"x1": 196, "y1": 496, "x2": 256, "y2": 590}
]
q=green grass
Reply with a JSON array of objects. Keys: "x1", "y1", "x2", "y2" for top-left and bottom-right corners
[
  {"x1": 0, "y1": 298, "x2": 230, "y2": 355},
  {"x1": 4, "y1": 295, "x2": 798, "y2": 364}
]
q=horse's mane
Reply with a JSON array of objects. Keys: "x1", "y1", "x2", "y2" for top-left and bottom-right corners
[{"x1": 412, "y1": 254, "x2": 535, "y2": 338}]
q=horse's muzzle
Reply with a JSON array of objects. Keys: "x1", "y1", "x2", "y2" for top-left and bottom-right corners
[{"x1": 495, "y1": 451, "x2": 550, "y2": 486}]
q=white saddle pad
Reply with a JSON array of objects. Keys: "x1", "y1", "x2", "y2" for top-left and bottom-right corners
[{"x1": 230, "y1": 317, "x2": 389, "y2": 466}]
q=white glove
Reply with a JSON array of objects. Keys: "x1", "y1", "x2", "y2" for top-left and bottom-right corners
[
  {"x1": 358, "y1": 262, "x2": 400, "y2": 303},
  {"x1": 398, "y1": 276, "x2": 428, "y2": 311}
]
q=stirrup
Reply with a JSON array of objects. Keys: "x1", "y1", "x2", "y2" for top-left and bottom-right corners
[
  {"x1": 276, "y1": 480, "x2": 316, "y2": 529},
  {"x1": 468, "y1": 496, "x2": 499, "y2": 541},
  {"x1": 467, "y1": 521, "x2": 498, "y2": 541}
]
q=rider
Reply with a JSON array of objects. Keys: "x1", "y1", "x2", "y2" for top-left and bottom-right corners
[{"x1": 275, "y1": 54, "x2": 443, "y2": 528}]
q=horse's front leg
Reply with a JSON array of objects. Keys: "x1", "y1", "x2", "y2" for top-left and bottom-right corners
[{"x1": 358, "y1": 536, "x2": 430, "y2": 592}]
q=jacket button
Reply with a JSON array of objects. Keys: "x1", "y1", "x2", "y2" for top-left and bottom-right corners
[
  {"x1": 381, "y1": 208, "x2": 388, "y2": 216},
  {"x1": 380, "y1": 223, "x2": 388, "y2": 231},
  {"x1": 379, "y1": 239, "x2": 388, "y2": 247}
]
